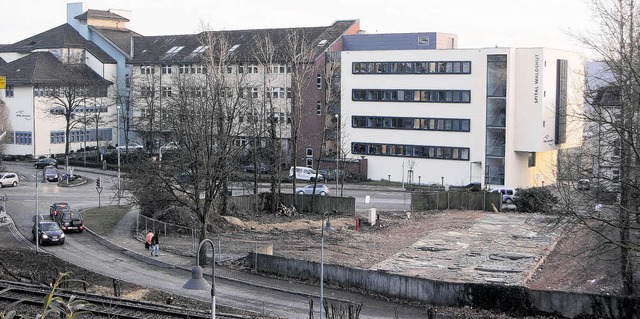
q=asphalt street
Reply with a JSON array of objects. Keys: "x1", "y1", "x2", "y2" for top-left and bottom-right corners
[{"x1": 1, "y1": 161, "x2": 430, "y2": 318}]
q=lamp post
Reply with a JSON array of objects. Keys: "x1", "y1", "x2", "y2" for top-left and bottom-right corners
[
  {"x1": 116, "y1": 105, "x2": 121, "y2": 196},
  {"x1": 320, "y1": 211, "x2": 334, "y2": 319},
  {"x1": 183, "y1": 239, "x2": 216, "y2": 319},
  {"x1": 34, "y1": 169, "x2": 47, "y2": 253},
  {"x1": 334, "y1": 114, "x2": 339, "y2": 194}
]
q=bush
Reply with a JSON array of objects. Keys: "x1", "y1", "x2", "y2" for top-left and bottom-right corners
[{"x1": 513, "y1": 187, "x2": 558, "y2": 213}]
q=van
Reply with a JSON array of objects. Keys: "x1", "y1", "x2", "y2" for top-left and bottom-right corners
[
  {"x1": 289, "y1": 166, "x2": 324, "y2": 182},
  {"x1": 491, "y1": 188, "x2": 516, "y2": 203}
]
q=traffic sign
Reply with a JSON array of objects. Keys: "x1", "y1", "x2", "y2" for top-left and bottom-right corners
[{"x1": 0, "y1": 76, "x2": 5, "y2": 90}]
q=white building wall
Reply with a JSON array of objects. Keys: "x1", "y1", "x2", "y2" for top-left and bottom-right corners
[
  {"x1": 2, "y1": 86, "x2": 34, "y2": 156},
  {"x1": 341, "y1": 47, "x2": 584, "y2": 189}
]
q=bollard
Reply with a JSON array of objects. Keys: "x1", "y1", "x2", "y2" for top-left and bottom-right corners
[{"x1": 355, "y1": 217, "x2": 360, "y2": 232}]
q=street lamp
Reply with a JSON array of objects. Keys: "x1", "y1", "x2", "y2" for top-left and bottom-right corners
[
  {"x1": 34, "y1": 169, "x2": 47, "y2": 253},
  {"x1": 116, "y1": 105, "x2": 121, "y2": 197},
  {"x1": 334, "y1": 114, "x2": 339, "y2": 194},
  {"x1": 183, "y1": 239, "x2": 216, "y2": 319},
  {"x1": 320, "y1": 211, "x2": 334, "y2": 319}
]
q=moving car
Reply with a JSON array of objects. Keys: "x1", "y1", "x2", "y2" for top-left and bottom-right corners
[
  {"x1": 50, "y1": 202, "x2": 71, "y2": 218},
  {"x1": 44, "y1": 166, "x2": 59, "y2": 182},
  {"x1": 0, "y1": 172, "x2": 19, "y2": 187},
  {"x1": 296, "y1": 184, "x2": 330, "y2": 196},
  {"x1": 32, "y1": 221, "x2": 65, "y2": 245},
  {"x1": 54, "y1": 209, "x2": 84, "y2": 232},
  {"x1": 116, "y1": 142, "x2": 144, "y2": 151},
  {"x1": 34, "y1": 158, "x2": 57, "y2": 169}
]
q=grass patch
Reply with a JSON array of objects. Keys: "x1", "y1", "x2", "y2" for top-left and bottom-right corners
[{"x1": 82, "y1": 205, "x2": 130, "y2": 236}]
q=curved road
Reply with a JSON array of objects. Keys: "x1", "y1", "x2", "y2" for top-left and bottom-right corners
[{"x1": 2, "y1": 162, "x2": 428, "y2": 318}]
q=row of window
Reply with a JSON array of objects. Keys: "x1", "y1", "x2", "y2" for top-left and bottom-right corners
[
  {"x1": 139, "y1": 86, "x2": 292, "y2": 99},
  {"x1": 140, "y1": 64, "x2": 290, "y2": 75},
  {"x1": 352, "y1": 61, "x2": 472, "y2": 75},
  {"x1": 352, "y1": 142, "x2": 470, "y2": 160},
  {"x1": 352, "y1": 89, "x2": 471, "y2": 103},
  {"x1": 50, "y1": 128, "x2": 113, "y2": 144},
  {"x1": 352, "y1": 116, "x2": 470, "y2": 132},
  {"x1": 6, "y1": 131, "x2": 32, "y2": 145}
]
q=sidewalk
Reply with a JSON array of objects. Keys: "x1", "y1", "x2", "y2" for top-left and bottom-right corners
[{"x1": 86, "y1": 206, "x2": 354, "y2": 305}]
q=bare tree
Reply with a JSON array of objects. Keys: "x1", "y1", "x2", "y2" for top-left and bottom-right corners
[
  {"x1": 48, "y1": 61, "x2": 110, "y2": 158},
  {"x1": 556, "y1": 0, "x2": 640, "y2": 300}
]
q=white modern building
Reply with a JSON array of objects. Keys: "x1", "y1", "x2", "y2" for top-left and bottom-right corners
[{"x1": 341, "y1": 34, "x2": 585, "y2": 189}]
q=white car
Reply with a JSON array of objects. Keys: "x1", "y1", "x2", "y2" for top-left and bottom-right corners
[
  {"x1": 296, "y1": 184, "x2": 330, "y2": 196},
  {"x1": 289, "y1": 166, "x2": 324, "y2": 182},
  {"x1": 0, "y1": 172, "x2": 19, "y2": 187},
  {"x1": 117, "y1": 142, "x2": 144, "y2": 151},
  {"x1": 491, "y1": 188, "x2": 516, "y2": 203}
]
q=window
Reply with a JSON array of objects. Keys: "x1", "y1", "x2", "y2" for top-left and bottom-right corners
[
  {"x1": 192, "y1": 65, "x2": 206, "y2": 74},
  {"x1": 351, "y1": 61, "x2": 472, "y2": 74},
  {"x1": 140, "y1": 65, "x2": 154, "y2": 75},
  {"x1": 306, "y1": 148, "x2": 313, "y2": 157},
  {"x1": 270, "y1": 64, "x2": 286, "y2": 73},
  {"x1": 612, "y1": 169, "x2": 620, "y2": 183},
  {"x1": 306, "y1": 158, "x2": 313, "y2": 167},
  {"x1": 351, "y1": 89, "x2": 470, "y2": 103},
  {"x1": 251, "y1": 87, "x2": 259, "y2": 98},
  {"x1": 161, "y1": 86, "x2": 172, "y2": 97},
  {"x1": 351, "y1": 142, "x2": 469, "y2": 161},
  {"x1": 50, "y1": 131, "x2": 65, "y2": 144},
  {"x1": 528, "y1": 152, "x2": 536, "y2": 167},
  {"x1": 269, "y1": 87, "x2": 285, "y2": 99},
  {"x1": 226, "y1": 66, "x2": 233, "y2": 74},
  {"x1": 179, "y1": 65, "x2": 190, "y2": 74},
  {"x1": 192, "y1": 45, "x2": 208, "y2": 54},
  {"x1": 8, "y1": 131, "x2": 32, "y2": 145},
  {"x1": 316, "y1": 74, "x2": 322, "y2": 89},
  {"x1": 167, "y1": 46, "x2": 184, "y2": 54},
  {"x1": 418, "y1": 36, "x2": 430, "y2": 45},
  {"x1": 316, "y1": 101, "x2": 322, "y2": 115},
  {"x1": 287, "y1": 87, "x2": 292, "y2": 99},
  {"x1": 161, "y1": 65, "x2": 172, "y2": 74},
  {"x1": 318, "y1": 39, "x2": 328, "y2": 46},
  {"x1": 238, "y1": 64, "x2": 244, "y2": 73},
  {"x1": 248, "y1": 65, "x2": 259, "y2": 73},
  {"x1": 140, "y1": 86, "x2": 155, "y2": 98},
  {"x1": 5, "y1": 85, "x2": 13, "y2": 98}
]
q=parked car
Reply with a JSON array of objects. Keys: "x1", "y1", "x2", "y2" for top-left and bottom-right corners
[
  {"x1": 44, "y1": 166, "x2": 59, "y2": 182},
  {"x1": 577, "y1": 179, "x2": 591, "y2": 191},
  {"x1": 34, "y1": 158, "x2": 57, "y2": 169},
  {"x1": 54, "y1": 209, "x2": 84, "y2": 232},
  {"x1": 32, "y1": 221, "x2": 65, "y2": 245},
  {"x1": 289, "y1": 166, "x2": 324, "y2": 182},
  {"x1": 50, "y1": 202, "x2": 71, "y2": 218},
  {"x1": 0, "y1": 172, "x2": 19, "y2": 187},
  {"x1": 491, "y1": 188, "x2": 516, "y2": 203},
  {"x1": 318, "y1": 169, "x2": 330, "y2": 181},
  {"x1": 117, "y1": 142, "x2": 144, "y2": 151},
  {"x1": 296, "y1": 183, "x2": 330, "y2": 196},
  {"x1": 244, "y1": 163, "x2": 269, "y2": 174}
]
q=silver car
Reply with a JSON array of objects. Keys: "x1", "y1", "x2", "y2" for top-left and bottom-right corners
[
  {"x1": 0, "y1": 172, "x2": 19, "y2": 187},
  {"x1": 296, "y1": 184, "x2": 330, "y2": 196}
]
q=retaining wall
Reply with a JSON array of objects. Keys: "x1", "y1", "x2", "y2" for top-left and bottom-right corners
[{"x1": 249, "y1": 253, "x2": 639, "y2": 318}]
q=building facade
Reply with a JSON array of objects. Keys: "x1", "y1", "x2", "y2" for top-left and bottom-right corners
[{"x1": 340, "y1": 36, "x2": 585, "y2": 189}]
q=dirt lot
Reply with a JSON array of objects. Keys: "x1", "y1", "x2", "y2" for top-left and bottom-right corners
[{"x1": 225, "y1": 208, "x2": 624, "y2": 295}]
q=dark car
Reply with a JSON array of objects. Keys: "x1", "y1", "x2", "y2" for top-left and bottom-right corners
[
  {"x1": 35, "y1": 158, "x2": 57, "y2": 169},
  {"x1": 44, "y1": 166, "x2": 59, "y2": 182},
  {"x1": 50, "y1": 202, "x2": 71, "y2": 218},
  {"x1": 244, "y1": 163, "x2": 269, "y2": 174},
  {"x1": 32, "y1": 221, "x2": 65, "y2": 245},
  {"x1": 577, "y1": 179, "x2": 591, "y2": 191},
  {"x1": 55, "y1": 210, "x2": 84, "y2": 232}
]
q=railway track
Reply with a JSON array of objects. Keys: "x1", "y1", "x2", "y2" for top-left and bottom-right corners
[{"x1": 0, "y1": 280, "x2": 250, "y2": 319}]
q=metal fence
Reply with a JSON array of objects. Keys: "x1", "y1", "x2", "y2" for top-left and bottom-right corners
[
  {"x1": 411, "y1": 190, "x2": 503, "y2": 211},
  {"x1": 134, "y1": 213, "x2": 273, "y2": 265}
]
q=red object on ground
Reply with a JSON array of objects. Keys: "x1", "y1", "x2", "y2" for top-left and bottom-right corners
[{"x1": 355, "y1": 217, "x2": 360, "y2": 232}]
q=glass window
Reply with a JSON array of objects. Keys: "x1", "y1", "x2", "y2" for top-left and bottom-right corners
[{"x1": 5, "y1": 85, "x2": 14, "y2": 98}]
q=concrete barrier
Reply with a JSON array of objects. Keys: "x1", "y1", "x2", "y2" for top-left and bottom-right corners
[{"x1": 249, "y1": 253, "x2": 639, "y2": 318}]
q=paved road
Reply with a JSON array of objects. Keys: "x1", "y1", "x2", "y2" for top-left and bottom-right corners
[{"x1": 1, "y1": 161, "x2": 430, "y2": 318}]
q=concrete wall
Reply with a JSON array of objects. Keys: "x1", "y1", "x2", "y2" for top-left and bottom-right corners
[{"x1": 250, "y1": 253, "x2": 638, "y2": 318}]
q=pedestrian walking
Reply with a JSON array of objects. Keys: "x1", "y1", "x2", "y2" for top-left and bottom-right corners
[
  {"x1": 150, "y1": 232, "x2": 159, "y2": 257},
  {"x1": 145, "y1": 230, "x2": 153, "y2": 250}
]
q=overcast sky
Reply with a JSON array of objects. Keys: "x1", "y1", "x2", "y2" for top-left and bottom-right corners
[{"x1": 2, "y1": 0, "x2": 596, "y2": 55}]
